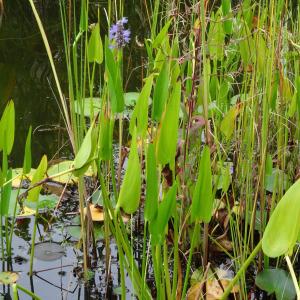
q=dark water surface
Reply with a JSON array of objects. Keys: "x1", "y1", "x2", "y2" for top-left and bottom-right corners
[{"x1": 0, "y1": 1, "x2": 148, "y2": 299}]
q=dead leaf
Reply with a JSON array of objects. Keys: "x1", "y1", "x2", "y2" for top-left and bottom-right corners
[
  {"x1": 83, "y1": 204, "x2": 130, "y2": 222},
  {"x1": 206, "y1": 279, "x2": 239, "y2": 299}
]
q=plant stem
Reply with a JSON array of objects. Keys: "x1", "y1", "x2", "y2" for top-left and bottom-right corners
[
  {"x1": 285, "y1": 255, "x2": 300, "y2": 299},
  {"x1": 221, "y1": 240, "x2": 262, "y2": 299}
]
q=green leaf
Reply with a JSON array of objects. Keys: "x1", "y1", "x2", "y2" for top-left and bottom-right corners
[
  {"x1": 23, "y1": 126, "x2": 32, "y2": 174},
  {"x1": 191, "y1": 146, "x2": 213, "y2": 223},
  {"x1": 130, "y1": 75, "x2": 153, "y2": 137},
  {"x1": 152, "y1": 61, "x2": 169, "y2": 121},
  {"x1": 105, "y1": 39, "x2": 124, "y2": 113},
  {"x1": 47, "y1": 160, "x2": 76, "y2": 184},
  {"x1": 5, "y1": 101, "x2": 15, "y2": 155},
  {"x1": 98, "y1": 111, "x2": 113, "y2": 161},
  {"x1": 74, "y1": 122, "x2": 96, "y2": 170},
  {"x1": 0, "y1": 101, "x2": 15, "y2": 154},
  {"x1": 88, "y1": 23, "x2": 103, "y2": 64},
  {"x1": 124, "y1": 92, "x2": 140, "y2": 107},
  {"x1": 1, "y1": 168, "x2": 12, "y2": 216},
  {"x1": 262, "y1": 179, "x2": 300, "y2": 257},
  {"x1": 255, "y1": 268, "x2": 296, "y2": 300},
  {"x1": 150, "y1": 183, "x2": 177, "y2": 245},
  {"x1": 220, "y1": 104, "x2": 241, "y2": 140},
  {"x1": 208, "y1": 13, "x2": 225, "y2": 60},
  {"x1": 27, "y1": 155, "x2": 48, "y2": 202},
  {"x1": 79, "y1": 0, "x2": 88, "y2": 32},
  {"x1": 74, "y1": 98, "x2": 101, "y2": 118},
  {"x1": 222, "y1": 0, "x2": 233, "y2": 34},
  {"x1": 116, "y1": 128, "x2": 141, "y2": 214},
  {"x1": 265, "y1": 168, "x2": 290, "y2": 193},
  {"x1": 152, "y1": 19, "x2": 172, "y2": 49},
  {"x1": 144, "y1": 143, "x2": 158, "y2": 222},
  {"x1": 156, "y1": 81, "x2": 181, "y2": 166}
]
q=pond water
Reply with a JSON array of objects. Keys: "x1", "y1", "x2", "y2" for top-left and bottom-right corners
[{"x1": 0, "y1": 1, "x2": 148, "y2": 299}]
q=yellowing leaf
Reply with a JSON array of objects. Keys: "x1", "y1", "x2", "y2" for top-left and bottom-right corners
[
  {"x1": 17, "y1": 206, "x2": 36, "y2": 218},
  {"x1": 220, "y1": 104, "x2": 242, "y2": 140},
  {"x1": 47, "y1": 160, "x2": 76, "y2": 184},
  {"x1": 83, "y1": 204, "x2": 129, "y2": 223}
]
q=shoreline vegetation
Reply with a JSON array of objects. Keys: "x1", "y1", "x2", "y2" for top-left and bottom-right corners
[{"x1": 0, "y1": 0, "x2": 300, "y2": 299}]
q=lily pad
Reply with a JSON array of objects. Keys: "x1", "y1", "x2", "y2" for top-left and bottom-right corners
[
  {"x1": 17, "y1": 206, "x2": 36, "y2": 218},
  {"x1": 255, "y1": 268, "x2": 296, "y2": 300},
  {"x1": 124, "y1": 92, "x2": 140, "y2": 107},
  {"x1": 66, "y1": 224, "x2": 104, "y2": 241},
  {"x1": 74, "y1": 98, "x2": 101, "y2": 117},
  {"x1": 34, "y1": 242, "x2": 65, "y2": 261},
  {"x1": 47, "y1": 160, "x2": 77, "y2": 184},
  {"x1": 265, "y1": 168, "x2": 290, "y2": 193},
  {"x1": 11, "y1": 168, "x2": 36, "y2": 188},
  {"x1": 0, "y1": 272, "x2": 19, "y2": 285}
]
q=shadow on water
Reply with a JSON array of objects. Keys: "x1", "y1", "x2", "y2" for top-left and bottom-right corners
[{"x1": 0, "y1": 1, "x2": 150, "y2": 299}]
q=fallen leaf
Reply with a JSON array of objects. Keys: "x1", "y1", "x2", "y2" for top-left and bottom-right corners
[
  {"x1": 83, "y1": 204, "x2": 130, "y2": 223},
  {"x1": 0, "y1": 272, "x2": 19, "y2": 285}
]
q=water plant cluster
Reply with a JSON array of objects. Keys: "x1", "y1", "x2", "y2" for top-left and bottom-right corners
[{"x1": 0, "y1": 0, "x2": 300, "y2": 299}]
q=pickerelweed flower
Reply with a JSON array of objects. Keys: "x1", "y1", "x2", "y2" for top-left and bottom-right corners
[{"x1": 109, "y1": 17, "x2": 131, "y2": 49}]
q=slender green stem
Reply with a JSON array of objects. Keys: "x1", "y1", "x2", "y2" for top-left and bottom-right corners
[
  {"x1": 221, "y1": 240, "x2": 262, "y2": 300},
  {"x1": 285, "y1": 255, "x2": 300, "y2": 299}
]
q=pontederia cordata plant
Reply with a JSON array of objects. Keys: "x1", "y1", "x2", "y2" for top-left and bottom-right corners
[{"x1": 1, "y1": 0, "x2": 296, "y2": 298}]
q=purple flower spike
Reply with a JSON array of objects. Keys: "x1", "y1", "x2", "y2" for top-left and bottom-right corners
[{"x1": 109, "y1": 17, "x2": 131, "y2": 49}]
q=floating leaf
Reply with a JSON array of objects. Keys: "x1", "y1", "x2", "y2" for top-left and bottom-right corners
[
  {"x1": 0, "y1": 272, "x2": 19, "y2": 285},
  {"x1": 81, "y1": 204, "x2": 129, "y2": 223},
  {"x1": 124, "y1": 92, "x2": 140, "y2": 107},
  {"x1": 17, "y1": 206, "x2": 36, "y2": 218},
  {"x1": 262, "y1": 179, "x2": 300, "y2": 257},
  {"x1": 88, "y1": 23, "x2": 103, "y2": 64},
  {"x1": 74, "y1": 98, "x2": 101, "y2": 117},
  {"x1": 191, "y1": 146, "x2": 213, "y2": 223},
  {"x1": 265, "y1": 168, "x2": 290, "y2": 193},
  {"x1": 47, "y1": 160, "x2": 76, "y2": 184},
  {"x1": 255, "y1": 268, "x2": 296, "y2": 300},
  {"x1": 116, "y1": 128, "x2": 141, "y2": 214},
  {"x1": 34, "y1": 242, "x2": 64, "y2": 261},
  {"x1": 84, "y1": 204, "x2": 105, "y2": 222},
  {"x1": 11, "y1": 168, "x2": 36, "y2": 188}
]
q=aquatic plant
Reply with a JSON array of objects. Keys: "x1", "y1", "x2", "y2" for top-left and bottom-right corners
[
  {"x1": 0, "y1": 0, "x2": 299, "y2": 298},
  {"x1": 109, "y1": 17, "x2": 131, "y2": 49}
]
